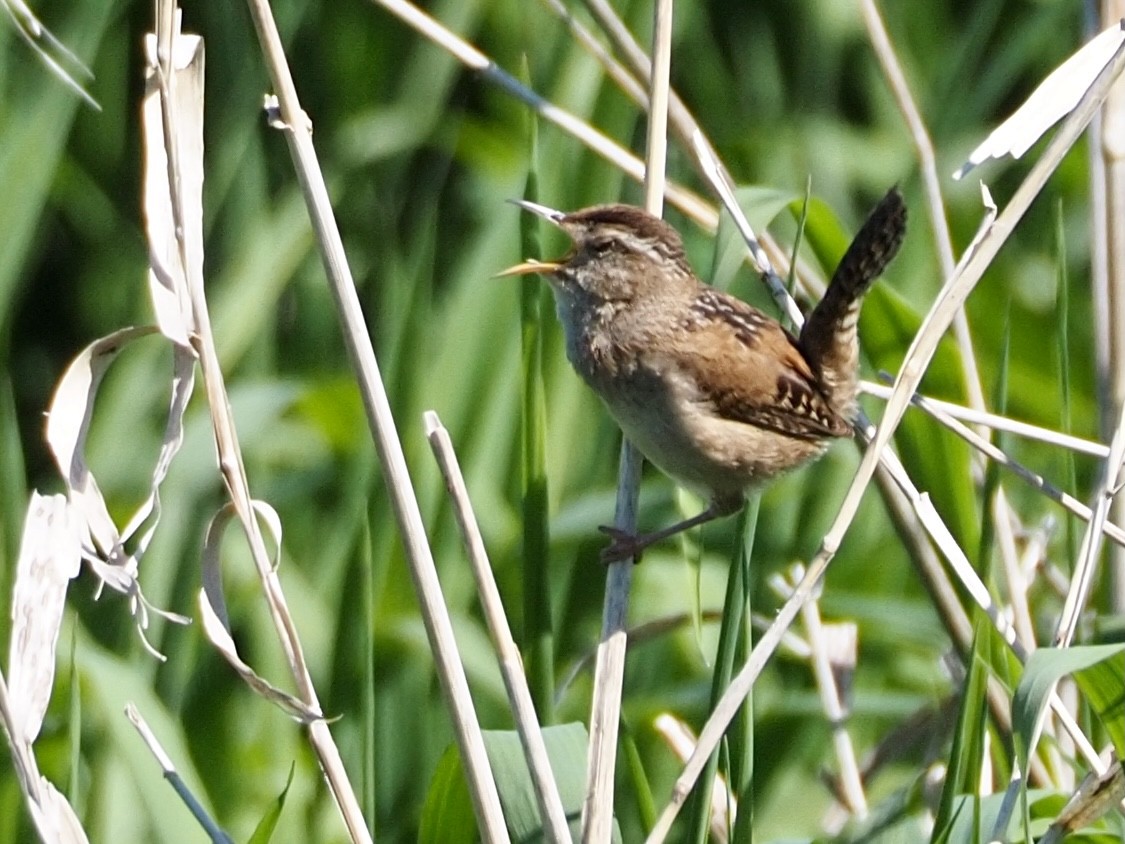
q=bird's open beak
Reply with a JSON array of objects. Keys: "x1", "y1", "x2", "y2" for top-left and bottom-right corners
[
  {"x1": 496, "y1": 199, "x2": 568, "y2": 277},
  {"x1": 496, "y1": 259, "x2": 563, "y2": 277}
]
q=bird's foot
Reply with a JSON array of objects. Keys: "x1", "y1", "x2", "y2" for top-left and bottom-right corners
[{"x1": 598, "y1": 525, "x2": 648, "y2": 564}]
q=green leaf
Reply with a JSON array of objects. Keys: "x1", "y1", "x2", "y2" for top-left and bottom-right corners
[
  {"x1": 246, "y1": 763, "x2": 295, "y2": 844},
  {"x1": 1073, "y1": 655, "x2": 1125, "y2": 757},
  {"x1": 1013, "y1": 644, "x2": 1125, "y2": 772},
  {"x1": 420, "y1": 723, "x2": 615, "y2": 843},
  {"x1": 619, "y1": 719, "x2": 656, "y2": 833},
  {"x1": 708, "y1": 186, "x2": 800, "y2": 290},
  {"x1": 419, "y1": 745, "x2": 477, "y2": 844},
  {"x1": 485, "y1": 724, "x2": 602, "y2": 843},
  {"x1": 941, "y1": 790, "x2": 1058, "y2": 843}
]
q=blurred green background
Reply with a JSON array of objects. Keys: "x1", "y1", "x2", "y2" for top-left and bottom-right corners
[{"x1": 0, "y1": 0, "x2": 1111, "y2": 841}]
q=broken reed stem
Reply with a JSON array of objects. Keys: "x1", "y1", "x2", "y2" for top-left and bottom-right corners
[{"x1": 425, "y1": 412, "x2": 570, "y2": 844}]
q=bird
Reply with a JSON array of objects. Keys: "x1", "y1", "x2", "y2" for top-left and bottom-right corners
[{"x1": 500, "y1": 188, "x2": 906, "y2": 561}]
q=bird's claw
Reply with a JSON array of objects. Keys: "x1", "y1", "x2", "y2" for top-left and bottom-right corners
[{"x1": 598, "y1": 525, "x2": 645, "y2": 563}]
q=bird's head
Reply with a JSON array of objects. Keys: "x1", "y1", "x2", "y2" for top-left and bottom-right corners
[{"x1": 499, "y1": 201, "x2": 696, "y2": 303}]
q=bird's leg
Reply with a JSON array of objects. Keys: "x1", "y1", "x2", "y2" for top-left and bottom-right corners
[{"x1": 598, "y1": 496, "x2": 743, "y2": 563}]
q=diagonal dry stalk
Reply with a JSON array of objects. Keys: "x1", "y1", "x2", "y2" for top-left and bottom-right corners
[
  {"x1": 239, "y1": 0, "x2": 514, "y2": 840},
  {"x1": 867, "y1": 380, "x2": 1125, "y2": 548},
  {"x1": 861, "y1": 0, "x2": 1037, "y2": 685},
  {"x1": 368, "y1": 0, "x2": 715, "y2": 231}
]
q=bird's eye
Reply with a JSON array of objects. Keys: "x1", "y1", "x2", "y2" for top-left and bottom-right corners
[{"x1": 589, "y1": 237, "x2": 615, "y2": 255}]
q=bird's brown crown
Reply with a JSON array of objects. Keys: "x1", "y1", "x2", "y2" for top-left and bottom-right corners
[
  {"x1": 563, "y1": 205, "x2": 684, "y2": 253},
  {"x1": 554, "y1": 205, "x2": 694, "y2": 300}
]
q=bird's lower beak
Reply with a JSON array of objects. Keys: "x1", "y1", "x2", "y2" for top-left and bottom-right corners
[
  {"x1": 497, "y1": 199, "x2": 568, "y2": 277},
  {"x1": 496, "y1": 259, "x2": 563, "y2": 277}
]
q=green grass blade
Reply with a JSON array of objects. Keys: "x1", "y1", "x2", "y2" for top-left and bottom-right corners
[
  {"x1": 0, "y1": 372, "x2": 25, "y2": 648},
  {"x1": 518, "y1": 84, "x2": 555, "y2": 720},
  {"x1": 0, "y1": 0, "x2": 116, "y2": 332},
  {"x1": 687, "y1": 496, "x2": 759, "y2": 844},
  {"x1": 728, "y1": 501, "x2": 757, "y2": 844},
  {"x1": 621, "y1": 717, "x2": 657, "y2": 834},
  {"x1": 933, "y1": 316, "x2": 1011, "y2": 842},
  {"x1": 787, "y1": 179, "x2": 814, "y2": 303},
  {"x1": 931, "y1": 616, "x2": 991, "y2": 843}
]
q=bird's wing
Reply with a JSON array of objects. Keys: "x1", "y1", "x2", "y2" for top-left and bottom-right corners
[{"x1": 674, "y1": 289, "x2": 852, "y2": 439}]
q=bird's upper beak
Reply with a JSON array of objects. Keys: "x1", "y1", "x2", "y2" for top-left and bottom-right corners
[
  {"x1": 496, "y1": 199, "x2": 568, "y2": 277},
  {"x1": 510, "y1": 199, "x2": 565, "y2": 224}
]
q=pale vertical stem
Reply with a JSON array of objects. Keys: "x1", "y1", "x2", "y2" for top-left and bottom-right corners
[
  {"x1": 642, "y1": 0, "x2": 672, "y2": 216},
  {"x1": 241, "y1": 0, "x2": 508, "y2": 839},
  {"x1": 582, "y1": 2, "x2": 673, "y2": 841},
  {"x1": 1099, "y1": 0, "x2": 1125, "y2": 610},
  {"x1": 559, "y1": 0, "x2": 804, "y2": 318}
]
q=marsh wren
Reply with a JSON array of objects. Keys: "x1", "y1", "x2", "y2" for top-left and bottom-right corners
[{"x1": 502, "y1": 188, "x2": 906, "y2": 561}]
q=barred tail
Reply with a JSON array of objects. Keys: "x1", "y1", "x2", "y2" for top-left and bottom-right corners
[{"x1": 799, "y1": 187, "x2": 907, "y2": 414}]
